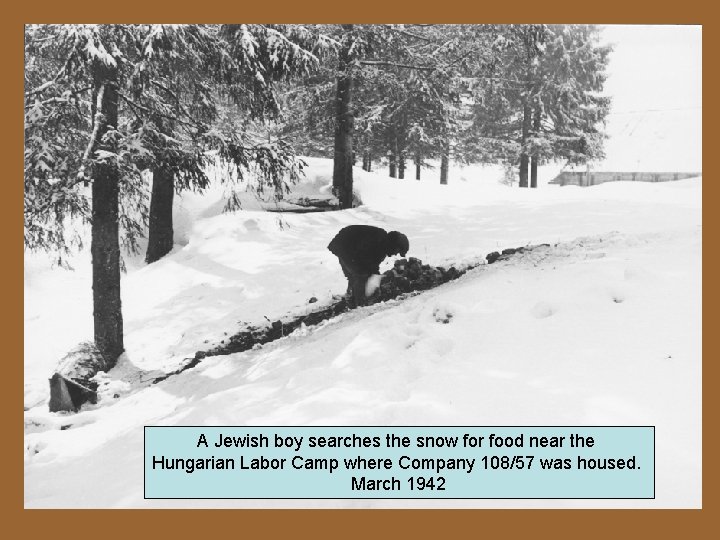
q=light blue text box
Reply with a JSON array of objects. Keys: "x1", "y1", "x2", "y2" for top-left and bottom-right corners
[{"x1": 144, "y1": 426, "x2": 654, "y2": 499}]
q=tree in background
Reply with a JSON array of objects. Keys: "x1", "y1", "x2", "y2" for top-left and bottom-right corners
[
  {"x1": 129, "y1": 25, "x2": 320, "y2": 263},
  {"x1": 285, "y1": 24, "x2": 485, "y2": 194},
  {"x1": 463, "y1": 25, "x2": 611, "y2": 187},
  {"x1": 466, "y1": 24, "x2": 548, "y2": 189},
  {"x1": 530, "y1": 24, "x2": 611, "y2": 185},
  {"x1": 285, "y1": 24, "x2": 611, "y2": 193}
]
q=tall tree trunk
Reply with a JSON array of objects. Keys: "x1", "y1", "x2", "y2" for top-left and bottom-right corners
[
  {"x1": 398, "y1": 152, "x2": 405, "y2": 179},
  {"x1": 530, "y1": 106, "x2": 541, "y2": 188},
  {"x1": 362, "y1": 151, "x2": 370, "y2": 172},
  {"x1": 389, "y1": 152, "x2": 397, "y2": 178},
  {"x1": 415, "y1": 153, "x2": 422, "y2": 180},
  {"x1": 530, "y1": 156, "x2": 538, "y2": 188},
  {"x1": 91, "y1": 61, "x2": 124, "y2": 365},
  {"x1": 519, "y1": 103, "x2": 531, "y2": 188},
  {"x1": 440, "y1": 142, "x2": 449, "y2": 185},
  {"x1": 146, "y1": 165, "x2": 175, "y2": 263},
  {"x1": 332, "y1": 24, "x2": 355, "y2": 209}
]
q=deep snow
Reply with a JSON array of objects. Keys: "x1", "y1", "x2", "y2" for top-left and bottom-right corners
[{"x1": 24, "y1": 159, "x2": 701, "y2": 508}]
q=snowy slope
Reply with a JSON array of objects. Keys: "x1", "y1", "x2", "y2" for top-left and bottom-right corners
[
  {"x1": 24, "y1": 159, "x2": 701, "y2": 508},
  {"x1": 599, "y1": 25, "x2": 701, "y2": 173}
]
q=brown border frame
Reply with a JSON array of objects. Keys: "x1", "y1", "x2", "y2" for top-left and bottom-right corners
[{"x1": 12, "y1": 1, "x2": 711, "y2": 538}]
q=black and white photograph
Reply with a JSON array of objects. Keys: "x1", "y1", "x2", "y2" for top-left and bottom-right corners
[{"x1": 23, "y1": 23, "x2": 701, "y2": 508}]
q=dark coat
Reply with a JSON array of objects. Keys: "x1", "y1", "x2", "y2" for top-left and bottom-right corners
[{"x1": 328, "y1": 225, "x2": 391, "y2": 275}]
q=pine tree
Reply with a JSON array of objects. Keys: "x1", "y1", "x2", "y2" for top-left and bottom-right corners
[
  {"x1": 24, "y1": 24, "x2": 321, "y2": 364},
  {"x1": 134, "y1": 25, "x2": 320, "y2": 263},
  {"x1": 504, "y1": 25, "x2": 549, "y2": 188},
  {"x1": 332, "y1": 24, "x2": 356, "y2": 207},
  {"x1": 463, "y1": 25, "x2": 611, "y2": 187},
  {"x1": 534, "y1": 25, "x2": 611, "y2": 171},
  {"x1": 25, "y1": 25, "x2": 129, "y2": 362},
  {"x1": 285, "y1": 25, "x2": 476, "y2": 193}
]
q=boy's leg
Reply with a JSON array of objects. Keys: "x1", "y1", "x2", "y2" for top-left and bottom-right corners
[
  {"x1": 338, "y1": 257, "x2": 368, "y2": 307},
  {"x1": 338, "y1": 259, "x2": 354, "y2": 297},
  {"x1": 350, "y1": 273, "x2": 369, "y2": 306}
]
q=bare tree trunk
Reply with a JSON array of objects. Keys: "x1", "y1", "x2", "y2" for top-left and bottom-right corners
[
  {"x1": 398, "y1": 151, "x2": 405, "y2": 179},
  {"x1": 415, "y1": 153, "x2": 422, "y2": 180},
  {"x1": 332, "y1": 24, "x2": 355, "y2": 208},
  {"x1": 519, "y1": 103, "x2": 531, "y2": 188},
  {"x1": 146, "y1": 165, "x2": 175, "y2": 263},
  {"x1": 362, "y1": 151, "x2": 370, "y2": 172},
  {"x1": 91, "y1": 61, "x2": 124, "y2": 365},
  {"x1": 530, "y1": 156, "x2": 538, "y2": 188},
  {"x1": 389, "y1": 152, "x2": 397, "y2": 178},
  {"x1": 530, "y1": 106, "x2": 541, "y2": 188},
  {"x1": 440, "y1": 142, "x2": 449, "y2": 185}
]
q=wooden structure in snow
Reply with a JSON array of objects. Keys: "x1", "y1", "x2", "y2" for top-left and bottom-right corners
[{"x1": 550, "y1": 171, "x2": 700, "y2": 187}]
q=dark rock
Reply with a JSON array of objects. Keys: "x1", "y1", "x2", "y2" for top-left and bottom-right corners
[
  {"x1": 308, "y1": 297, "x2": 318, "y2": 304},
  {"x1": 48, "y1": 341, "x2": 107, "y2": 413},
  {"x1": 396, "y1": 276, "x2": 411, "y2": 292},
  {"x1": 416, "y1": 276, "x2": 434, "y2": 290},
  {"x1": 486, "y1": 251, "x2": 501, "y2": 264},
  {"x1": 406, "y1": 264, "x2": 421, "y2": 280}
]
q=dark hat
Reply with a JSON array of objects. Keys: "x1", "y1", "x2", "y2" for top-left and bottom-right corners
[{"x1": 387, "y1": 231, "x2": 409, "y2": 257}]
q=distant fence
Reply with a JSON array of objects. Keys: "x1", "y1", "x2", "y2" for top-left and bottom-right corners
[{"x1": 550, "y1": 171, "x2": 701, "y2": 187}]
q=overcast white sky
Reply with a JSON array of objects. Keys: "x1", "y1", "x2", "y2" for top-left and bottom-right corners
[{"x1": 597, "y1": 25, "x2": 702, "y2": 172}]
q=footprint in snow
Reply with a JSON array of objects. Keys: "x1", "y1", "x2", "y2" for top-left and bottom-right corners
[
  {"x1": 432, "y1": 307, "x2": 454, "y2": 324},
  {"x1": 25, "y1": 439, "x2": 46, "y2": 458},
  {"x1": 243, "y1": 219, "x2": 260, "y2": 231},
  {"x1": 607, "y1": 286, "x2": 627, "y2": 304},
  {"x1": 531, "y1": 301, "x2": 555, "y2": 319}
]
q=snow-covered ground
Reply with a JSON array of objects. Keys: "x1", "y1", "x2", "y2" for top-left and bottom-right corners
[{"x1": 24, "y1": 158, "x2": 701, "y2": 508}]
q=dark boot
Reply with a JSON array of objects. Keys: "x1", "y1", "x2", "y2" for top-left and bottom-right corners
[{"x1": 345, "y1": 281, "x2": 357, "y2": 308}]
